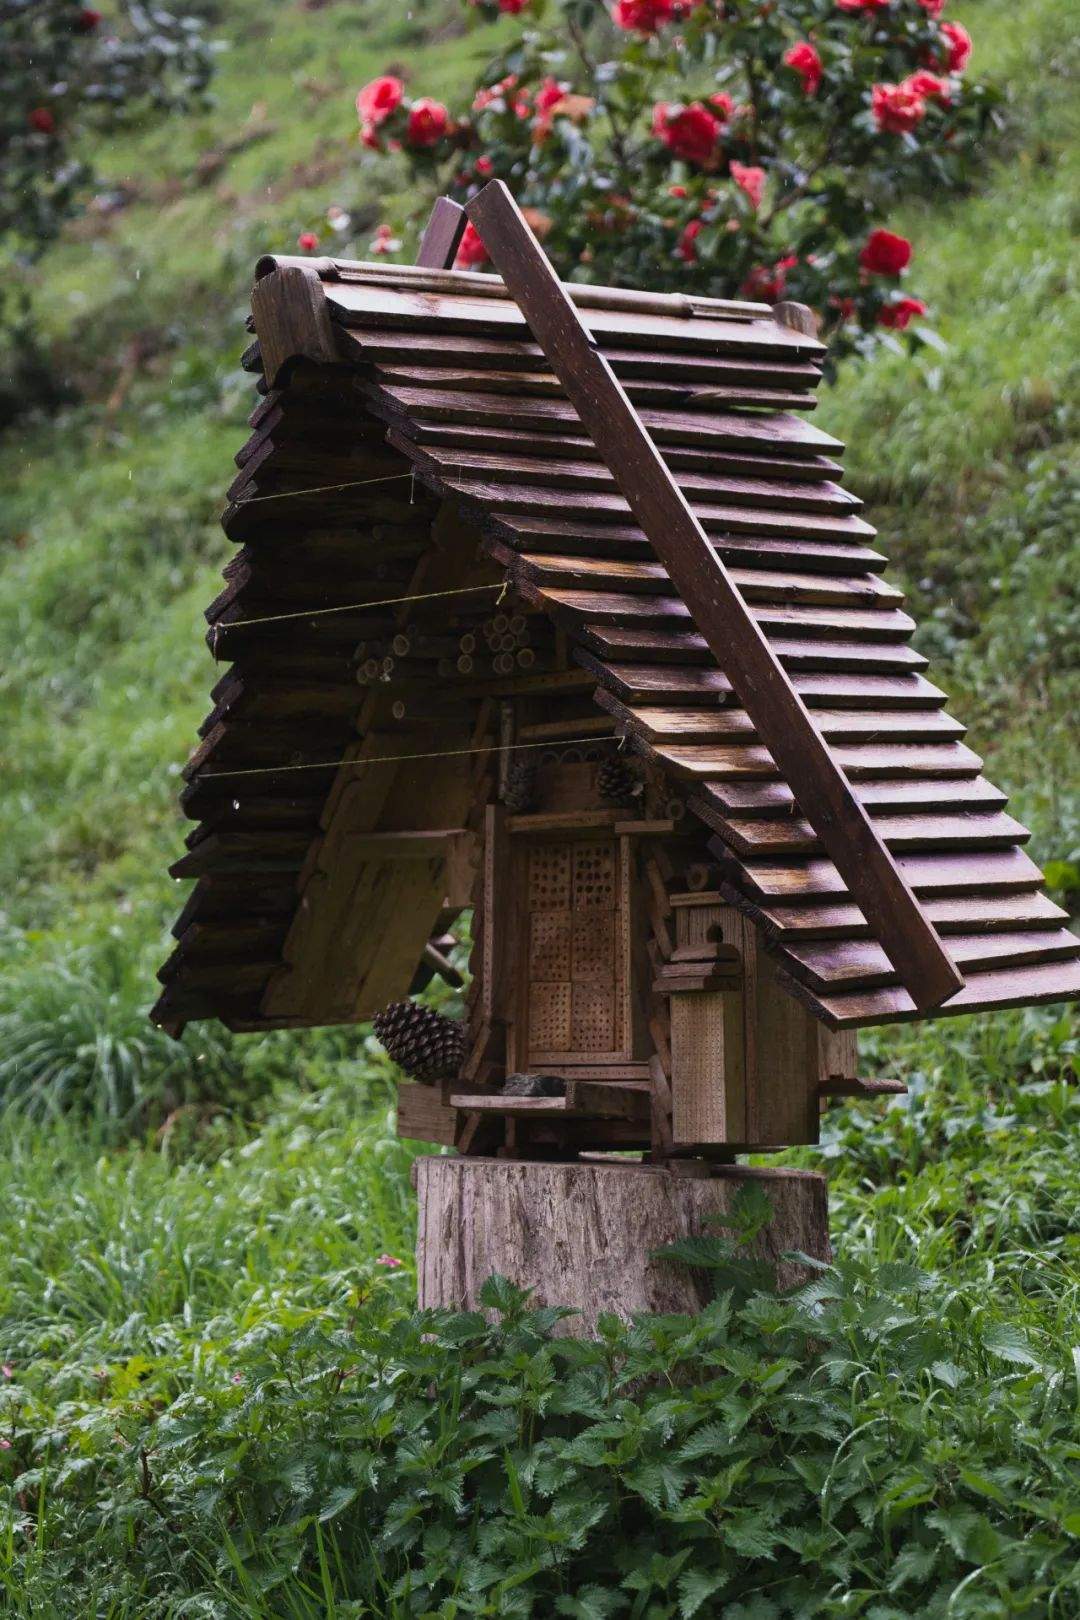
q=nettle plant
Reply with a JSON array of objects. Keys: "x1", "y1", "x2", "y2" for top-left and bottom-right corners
[{"x1": 349, "y1": 0, "x2": 995, "y2": 360}]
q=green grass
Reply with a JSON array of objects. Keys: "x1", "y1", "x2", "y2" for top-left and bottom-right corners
[{"x1": 0, "y1": 0, "x2": 1078, "y2": 1609}]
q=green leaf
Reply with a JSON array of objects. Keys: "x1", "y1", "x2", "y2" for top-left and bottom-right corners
[{"x1": 678, "y1": 1568, "x2": 727, "y2": 1617}]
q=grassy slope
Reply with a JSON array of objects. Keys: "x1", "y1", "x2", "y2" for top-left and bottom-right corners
[{"x1": 0, "y1": 0, "x2": 1078, "y2": 1608}]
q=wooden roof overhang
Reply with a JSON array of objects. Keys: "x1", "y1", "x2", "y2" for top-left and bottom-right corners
[{"x1": 152, "y1": 192, "x2": 1080, "y2": 1035}]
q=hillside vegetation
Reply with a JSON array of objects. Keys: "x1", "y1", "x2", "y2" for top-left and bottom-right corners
[{"x1": 0, "y1": 0, "x2": 1078, "y2": 1612}]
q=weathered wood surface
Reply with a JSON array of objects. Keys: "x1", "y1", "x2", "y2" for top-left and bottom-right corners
[
  {"x1": 415, "y1": 1157, "x2": 830, "y2": 1336},
  {"x1": 415, "y1": 196, "x2": 468, "y2": 270}
]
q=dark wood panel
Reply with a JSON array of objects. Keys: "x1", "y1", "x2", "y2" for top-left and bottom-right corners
[
  {"x1": 490, "y1": 546, "x2": 901, "y2": 609},
  {"x1": 784, "y1": 956, "x2": 1080, "y2": 1030},
  {"x1": 781, "y1": 929, "x2": 1079, "y2": 991},
  {"x1": 711, "y1": 809, "x2": 1028, "y2": 858},
  {"x1": 578, "y1": 622, "x2": 930, "y2": 672},
  {"x1": 691, "y1": 773, "x2": 1008, "y2": 820},
  {"x1": 327, "y1": 282, "x2": 828, "y2": 360},
  {"x1": 409, "y1": 419, "x2": 841, "y2": 479},
  {"x1": 367, "y1": 379, "x2": 841, "y2": 453},
  {"x1": 578, "y1": 656, "x2": 944, "y2": 710},
  {"x1": 723, "y1": 846, "x2": 1043, "y2": 901},
  {"x1": 603, "y1": 696, "x2": 963, "y2": 743},
  {"x1": 400, "y1": 440, "x2": 859, "y2": 513},
  {"x1": 374, "y1": 360, "x2": 816, "y2": 412},
  {"x1": 488, "y1": 513, "x2": 886, "y2": 572},
  {"x1": 357, "y1": 326, "x2": 824, "y2": 387},
  {"x1": 657, "y1": 738, "x2": 982, "y2": 781},
  {"x1": 748, "y1": 889, "x2": 1069, "y2": 940},
  {"x1": 533, "y1": 586, "x2": 915, "y2": 642},
  {"x1": 431, "y1": 474, "x2": 875, "y2": 543}
]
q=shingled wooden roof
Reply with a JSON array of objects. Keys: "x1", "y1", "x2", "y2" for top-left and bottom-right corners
[{"x1": 153, "y1": 199, "x2": 1080, "y2": 1035}]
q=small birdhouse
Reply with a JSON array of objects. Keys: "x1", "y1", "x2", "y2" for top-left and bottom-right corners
[{"x1": 153, "y1": 188, "x2": 1079, "y2": 1328}]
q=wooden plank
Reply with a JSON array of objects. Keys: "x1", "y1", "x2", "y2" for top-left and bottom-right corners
[
  {"x1": 602, "y1": 696, "x2": 963, "y2": 744},
  {"x1": 428, "y1": 474, "x2": 876, "y2": 542},
  {"x1": 489, "y1": 514, "x2": 887, "y2": 573},
  {"x1": 407, "y1": 419, "x2": 842, "y2": 479},
  {"x1": 752, "y1": 890, "x2": 1071, "y2": 940},
  {"x1": 375, "y1": 360, "x2": 816, "y2": 411},
  {"x1": 488, "y1": 518, "x2": 887, "y2": 576},
  {"x1": 578, "y1": 656, "x2": 946, "y2": 711},
  {"x1": 726, "y1": 846, "x2": 1044, "y2": 902},
  {"x1": 533, "y1": 587, "x2": 916, "y2": 642},
  {"x1": 820, "y1": 1077, "x2": 904, "y2": 1098},
  {"x1": 782, "y1": 929, "x2": 1080, "y2": 992},
  {"x1": 397, "y1": 1082, "x2": 459, "y2": 1146},
  {"x1": 669, "y1": 985, "x2": 745, "y2": 1146},
  {"x1": 281, "y1": 252, "x2": 774, "y2": 320},
  {"x1": 579, "y1": 623, "x2": 930, "y2": 673},
  {"x1": 657, "y1": 739, "x2": 983, "y2": 782},
  {"x1": 415, "y1": 196, "x2": 468, "y2": 270},
  {"x1": 785, "y1": 956, "x2": 1080, "y2": 1030},
  {"x1": 708, "y1": 809, "x2": 1028, "y2": 858},
  {"x1": 491, "y1": 547, "x2": 902, "y2": 609},
  {"x1": 403, "y1": 440, "x2": 860, "y2": 513},
  {"x1": 693, "y1": 774, "x2": 1007, "y2": 819},
  {"x1": 366, "y1": 379, "x2": 841, "y2": 453},
  {"x1": 326, "y1": 281, "x2": 828, "y2": 359},
  {"x1": 358, "y1": 327, "x2": 824, "y2": 387},
  {"x1": 449, "y1": 1086, "x2": 649, "y2": 1121}
]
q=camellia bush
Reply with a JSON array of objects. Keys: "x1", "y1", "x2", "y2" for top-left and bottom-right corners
[
  {"x1": 1, "y1": 0, "x2": 213, "y2": 409},
  {"x1": 350, "y1": 0, "x2": 996, "y2": 358}
]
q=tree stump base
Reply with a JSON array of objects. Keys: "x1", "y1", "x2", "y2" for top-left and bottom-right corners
[{"x1": 414, "y1": 1156, "x2": 830, "y2": 1338}]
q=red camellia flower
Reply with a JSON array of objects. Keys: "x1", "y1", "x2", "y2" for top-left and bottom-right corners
[
  {"x1": 871, "y1": 81, "x2": 926, "y2": 134},
  {"x1": 783, "y1": 42, "x2": 823, "y2": 97},
  {"x1": 612, "y1": 0, "x2": 677, "y2": 31},
  {"x1": 356, "y1": 75, "x2": 404, "y2": 128},
  {"x1": 455, "y1": 221, "x2": 489, "y2": 267},
  {"x1": 741, "y1": 254, "x2": 798, "y2": 302},
  {"x1": 940, "y1": 21, "x2": 972, "y2": 72},
  {"x1": 75, "y1": 7, "x2": 103, "y2": 29},
  {"x1": 708, "y1": 92, "x2": 735, "y2": 124},
  {"x1": 652, "y1": 101, "x2": 723, "y2": 167},
  {"x1": 835, "y1": 0, "x2": 889, "y2": 11},
  {"x1": 859, "y1": 228, "x2": 912, "y2": 275},
  {"x1": 297, "y1": 230, "x2": 319, "y2": 251},
  {"x1": 879, "y1": 296, "x2": 928, "y2": 329},
  {"x1": 496, "y1": 0, "x2": 529, "y2": 10},
  {"x1": 677, "y1": 218, "x2": 703, "y2": 263},
  {"x1": 916, "y1": 0, "x2": 946, "y2": 15},
  {"x1": 730, "y1": 161, "x2": 765, "y2": 209},
  {"x1": 475, "y1": 154, "x2": 494, "y2": 176},
  {"x1": 28, "y1": 107, "x2": 56, "y2": 134},
  {"x1": 406, "y1": 97, "x2": 449, "y2": 147},
  {"x1": 904, "y1": 69, "x2": 952, "y2": 105}
]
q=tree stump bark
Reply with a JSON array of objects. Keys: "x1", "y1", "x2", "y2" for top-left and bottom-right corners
[{"x1": 414, "y1": 1157, "x2": 829, "y2": 1338}]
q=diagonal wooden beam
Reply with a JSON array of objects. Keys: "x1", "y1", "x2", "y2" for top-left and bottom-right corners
[
  {"x1": 416, "y1": 196, "x2": 468, "y2": 270},
  {"x1": 465, "y1": 179, "x2": 961, "y2": 1013}
]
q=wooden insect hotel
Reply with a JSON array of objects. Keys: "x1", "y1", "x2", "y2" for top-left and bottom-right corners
[{"x1": 154, "y1": 185, "x2": 1080, "y2": 1329}]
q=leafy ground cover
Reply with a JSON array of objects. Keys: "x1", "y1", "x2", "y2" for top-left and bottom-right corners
[{"x1": 0, "y1": 0, "x2": 1078, "y2": 1612}]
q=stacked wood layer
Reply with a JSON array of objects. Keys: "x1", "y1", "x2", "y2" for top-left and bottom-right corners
[{"x1": 154, "y1": 259, "x2": 1080, "y2": 1033}]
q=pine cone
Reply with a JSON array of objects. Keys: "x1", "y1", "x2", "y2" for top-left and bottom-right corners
[
  {"x1": 503, "y1": 758, "x2": 537, "y2": 813},
  {"x1": 372, "y1": 1000, "x2": 466, "y2": 1083},
  {"x1": 598, "y1": 754, "x2": 642, "y2": 808}
]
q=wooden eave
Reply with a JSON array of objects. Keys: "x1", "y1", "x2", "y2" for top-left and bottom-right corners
[{"x1": 151, "y1": 244, "x2": 1080, "y2": 1035}]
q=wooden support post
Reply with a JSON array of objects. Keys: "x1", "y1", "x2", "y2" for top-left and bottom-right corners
[{"x1": 415, "y1": 1157, "x2": 829, "y2": 1338}]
